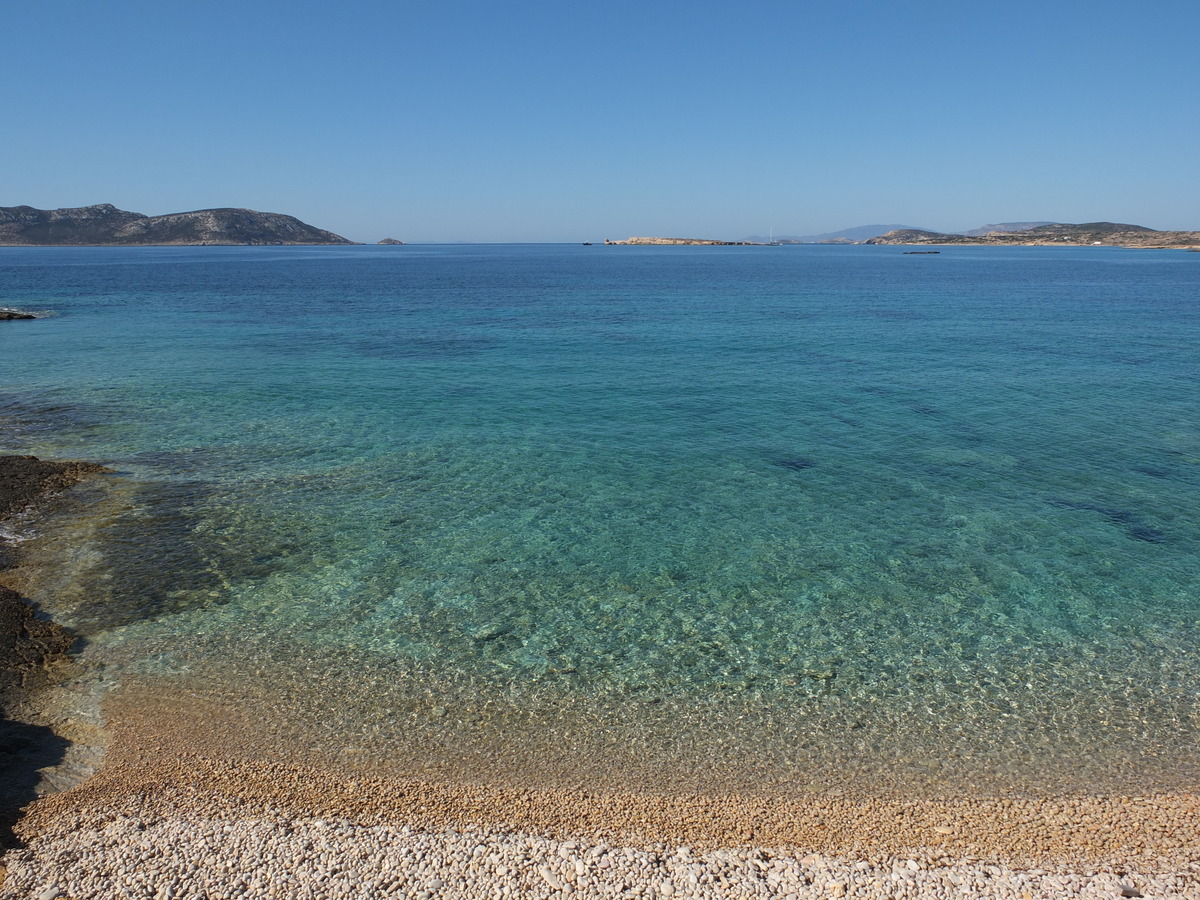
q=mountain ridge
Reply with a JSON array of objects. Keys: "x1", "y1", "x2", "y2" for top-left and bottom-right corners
[{"x1": 0, "y1": 204, "x2": 354, "y2": 246}]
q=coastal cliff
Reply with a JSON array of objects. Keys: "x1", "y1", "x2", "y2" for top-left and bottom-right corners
[
  {"x1": 865, "y1": 222, "x2": 1200, "y2": 249},
  {"x1": 0, "y1": 204, "x2": 355, "y2": 246}
]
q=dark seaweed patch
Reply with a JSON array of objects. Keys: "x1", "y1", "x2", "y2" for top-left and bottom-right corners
[
  {"x1": 64, "y1": 478, "x2": 307, "y2": 632},
  {"x1": 1126, "y1": 524, "x2": 1168, "y2": 543},
  {"x1": 778, "y1": 458, "x2": 817, "y2": 472},
  {"x1": 62, "y1": 480, "x2": 226, "y2": 631},
  {"x1": 348, "y1": 334, "x2": 499, "y2": 360},
  {"x1": 1132, "y1": 465, "x2": 1173, "y2": 479},
  {"x1": 1045, "y1": 497, "x2": 1167, "y2": 544}
]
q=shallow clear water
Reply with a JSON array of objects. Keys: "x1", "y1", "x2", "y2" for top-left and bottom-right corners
[{"x1": 3, "y1": 244, "x2": 1198, "y2": 795}]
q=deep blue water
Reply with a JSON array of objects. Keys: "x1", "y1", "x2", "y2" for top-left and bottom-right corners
[{"x1": 2, "y1": 244, "x2": 1198, "y2": 793}]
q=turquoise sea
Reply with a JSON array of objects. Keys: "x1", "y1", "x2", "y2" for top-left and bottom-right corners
[{"x1": 2, "y1": 244, "x2": 1198, "y2": 796}]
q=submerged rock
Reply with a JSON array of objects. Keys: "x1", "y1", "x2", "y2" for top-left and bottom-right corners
[{"x1": 470, "y1": 622, "x2": 512, "y2": 643}]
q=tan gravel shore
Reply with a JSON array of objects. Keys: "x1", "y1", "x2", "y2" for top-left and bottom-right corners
[
  {"x1": 4, "y1": 808, "x2": 1197, "y2": 899},
  {"x1": 1, "y1": 684, "x2": 1197, "y2": 898},
  {"x1": 3, "y1": 767, "x2": 1198, "y2": 898}
]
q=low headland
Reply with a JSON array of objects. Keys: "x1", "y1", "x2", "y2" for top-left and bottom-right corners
[
  {"x1": 604, "y1": 237, "x2": 766, "y2": 246},
  {"x1": 1, "y1": 454, "x2": 1197, "y2": 897}
]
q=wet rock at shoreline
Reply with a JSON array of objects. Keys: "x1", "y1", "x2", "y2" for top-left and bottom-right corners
[
  {"x1": 0, "y1": 453, "x2": 111, "y2": 698},
  {"x1": 0, "y1": 455, "x2": 112, "y2": 845},
  {"x1": 0, "y1": 456, "x2": 112, "y2": 526},
  {"x1": 0, "y1": 585, "x2": 75, "y2": 706}
]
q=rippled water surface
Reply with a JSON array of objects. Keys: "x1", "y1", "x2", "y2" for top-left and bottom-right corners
[{"x1": 3, "y1": 244, "x2": 1198, "y2": 794}]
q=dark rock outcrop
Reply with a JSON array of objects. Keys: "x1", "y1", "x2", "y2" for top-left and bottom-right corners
[
  {"x1": 0, "y1": 455, "x2": 110, "y2": 845},
  {"x1": 0, "y1": 583, "x2": 73, "y2": 714},
  {"x1": 377, "y1": 238, "x2": 406, "y2": 245},
  {"x1": 0, "y1": 204, "x2": 355, "y2": 246},
  {"x1": 0, "y1": 456, "x2": 112, "y2": 683}
]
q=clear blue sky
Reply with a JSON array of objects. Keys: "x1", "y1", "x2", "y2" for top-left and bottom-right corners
[{"x1": 6, "y1": 1, "x2": 1198, "y2": 242}]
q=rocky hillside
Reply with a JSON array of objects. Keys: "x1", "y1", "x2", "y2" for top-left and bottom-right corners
[
  {"x1": 959, "y1": 221, "x2": 1057, "y2": 236},
  {"x1": 865, "y1": 222, "x2": 1200, "y2": 249},
  {"x1": 0, "y1": 204, "x2": 354, "y2": 246}
]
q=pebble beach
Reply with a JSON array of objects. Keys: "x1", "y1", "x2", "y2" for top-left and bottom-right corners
[
  {"x1": 4, "y1": 814, "x2": 1197, "y2": 900},
  {"x1": 3, "y1": 784, "x2": 1198, "y2": 899},
  {"x1": 1, "y1": 686, "x2": 1198, "y2": 899}
]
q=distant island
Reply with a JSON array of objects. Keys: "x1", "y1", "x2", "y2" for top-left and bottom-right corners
[
  {"x1": 747, "y1": 224, "x2": 929, "y2": 244},
  {"x1": 603, "y1": 223, "x2": 1199, "y2": 249},
  {"x1": 743, "y1": 221, "x2": 1200, "y2": 247},
  {"x1": 0, "y1": 204, "x2": 354, "y2": 246},
  {"x1": 865, "y1": 222, "x2": 1200, "y2": 249},
  {"x1": 604, "y1": 237, "x2": 764, "y2": 246}
]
